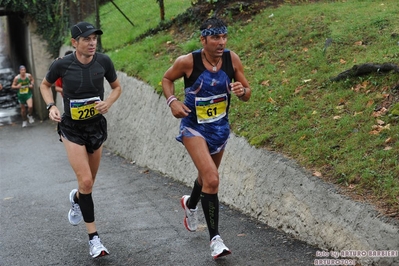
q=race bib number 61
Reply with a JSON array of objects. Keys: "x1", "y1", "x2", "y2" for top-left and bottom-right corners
[
  {"x1": 70, "y1": 96, "x2": 101, "y2": 120},
  {"x1": 195, "y1": 93, "x2": 227, "y2": 124}
]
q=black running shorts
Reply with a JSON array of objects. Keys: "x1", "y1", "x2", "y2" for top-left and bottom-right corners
[{"x1": 58, "y1": 115, "x2": 107, "y2": 153}]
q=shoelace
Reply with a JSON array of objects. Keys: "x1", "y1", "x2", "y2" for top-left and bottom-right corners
[
  {"x1": 188, "y1": 206, "x2": 198, "y2": 215},
  {"x1": 211, "y1": 238, "x2": 225, "y2": 250},
  {"x1": 90, "y1": 237, "x2": 102, "y2": 248},
  {"x1": 71, "y1": 203, "x2": 81, "y2": 215}
]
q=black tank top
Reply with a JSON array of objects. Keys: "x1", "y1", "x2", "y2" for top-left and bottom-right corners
[{"x1": 184, "y1": 49, "x2": 235, "y2": 88}]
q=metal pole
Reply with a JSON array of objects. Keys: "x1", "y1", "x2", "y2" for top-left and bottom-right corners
[
  {"x1": 110, "y1": 0, "x2": 134, "y2": 27},
  {"x1": 95, "y1": 0, "x2": 103, "y2": 52}
]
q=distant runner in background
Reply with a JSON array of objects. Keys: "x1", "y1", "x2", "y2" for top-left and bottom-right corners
[{"x1": 11, "y1": 65, "x2": 35, "y2": 127}]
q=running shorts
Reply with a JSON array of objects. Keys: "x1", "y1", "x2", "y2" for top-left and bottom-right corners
[
  {"x1": 58, "y1": 114, "x2": 107, "y2": 153},
  {"x1": 176, "y1": 125, "x2": 229, "y2": 155},
  {"x1": 17, "y1": 92, "x2": 32, "y2": 104}
]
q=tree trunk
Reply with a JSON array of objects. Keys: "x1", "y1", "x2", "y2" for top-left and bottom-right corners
[
  {"x1": 330, "y1": 63, "x2": 399, "y2": 81},
  {"x1": 158, "y1": 0, "x2": 165, "y2": 21}
]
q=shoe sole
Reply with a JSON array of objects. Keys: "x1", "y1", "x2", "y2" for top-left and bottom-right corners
[
  {"x1": 180, "y1": 196, "x2": 196, "y2": 232},
  {"x1": 69, "y1": 189, "x2": 77, "y2": 202},
  {"x1": 68, "y1": 189, "x2": 82, "y2": 226},
  {"x1": 213, "y1": 249, "x2": 232, "y2": 259},
  {"x1": 68, "y1": 209, "x2": 82, "y2": 226},
  {"x1": 91, "y1": 250, "x2": 109, "y2": 258}
]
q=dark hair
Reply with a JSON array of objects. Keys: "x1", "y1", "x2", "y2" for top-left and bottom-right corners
[{"x1": 200, "y1": 17, "x2": 227, "y2": 31}]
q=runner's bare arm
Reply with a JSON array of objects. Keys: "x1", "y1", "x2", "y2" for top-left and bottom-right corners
[
  {"x1": 11, "y1": 76, "x2": 20, "y2": 89},
  {"x1": 230, "y1": 51, "x2": 251, "y2": 102},
  {"x1": 40, "y1": 78, "x2": 61, "y2": 122},
  {"x1": 28, "y1": 73, "x2": 34, "y2": 88},
  {"x1": 95, "y1": 79, "x2": 122, "y2": 114},
  {"x1": 162, "y1": 54, "x2": 192, "y2": 118}
]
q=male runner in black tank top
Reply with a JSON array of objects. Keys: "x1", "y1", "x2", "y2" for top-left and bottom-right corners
[
  {"x1": 40, "y1": 21, "x2": 122, "y2": 259},
  {"x1": 162, "y1": 17, "x2": 251, "y2": 259}
]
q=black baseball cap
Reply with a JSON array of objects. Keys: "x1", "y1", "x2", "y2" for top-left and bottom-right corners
[{"x1": 71, "y1": 22, "x2": 103, "y2": 39}]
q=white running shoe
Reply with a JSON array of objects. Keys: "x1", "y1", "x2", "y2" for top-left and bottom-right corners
[
  {"x1": 27, "y1": 114, "x2": 34, "y2": 124},
  {"x1": 22, "y1": 121, "x2": 27, "y2": 128},
  {"x1": 180, "y1": 195, "x2": 198, "y2": 232},
  {"x1": 89, "y1": 236, "x2": 109, "y2": 258},
  {"x1": 68, "y1": 189, "x2": 83, "y2": 225},
  {"x1": 210, "y1": 235, "x2": 231, "y2": 259}
]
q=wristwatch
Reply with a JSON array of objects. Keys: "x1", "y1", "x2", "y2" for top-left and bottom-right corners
[{"x1": 46, "y1": 102, "x2": 55, "y2": 110}]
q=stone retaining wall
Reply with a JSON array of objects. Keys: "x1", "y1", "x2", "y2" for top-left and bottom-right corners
[{"x1": 65, "y1": 71, "x2": 398, "y2": 266}]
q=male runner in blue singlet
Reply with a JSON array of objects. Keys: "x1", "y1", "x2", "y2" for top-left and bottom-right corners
[
  {"x1": 162, "y1": 17, "x2": 251, "y2": 259},
  {"x1": 40, "y1": 21, "x2": 122, "y2": 259}
]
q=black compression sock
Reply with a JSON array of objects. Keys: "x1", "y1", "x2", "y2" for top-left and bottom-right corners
[
  {"x1": 200, "y1": 192, "x2": 219, "y2": 240},
  {"x1": 78, "y1": 192, "x2": 95, "y2": 223},
  {"x1": 88, "y1": 231, "x2": 98, "y2": 240},
  {"x1": 187, "y1": 179, "x2": 202, "y2": 209}
]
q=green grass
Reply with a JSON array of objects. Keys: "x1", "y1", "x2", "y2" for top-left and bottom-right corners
[
  {"x1": 97, "y1": 0, "x2": 399, "y2": 215},
  {"x1": 99, "y1": 0, "x2": 190, "y2": 50}
]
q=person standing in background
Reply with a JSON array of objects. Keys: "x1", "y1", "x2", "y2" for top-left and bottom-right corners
[
  {"x1": 11, "y1": 65, "x2": 35, "y2": 127},
  {"x1": 55, "y1": 50, "x2": 73, "y2": 99},
  {"x1": 162, "y1": 17, "x2": 251, "y2": 259},
  {"x1": 40, "y1": 21, "x2": 122, "y2": 259}
]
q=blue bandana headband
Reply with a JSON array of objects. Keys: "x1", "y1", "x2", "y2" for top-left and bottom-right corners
[{"x1": 201, "y1": 26, "x2": 228, "y2": 37}]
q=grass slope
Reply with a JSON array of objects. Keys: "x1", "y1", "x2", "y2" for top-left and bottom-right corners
[{"x1": 98, "y1": 0, "x2": 399, "y2": 219}]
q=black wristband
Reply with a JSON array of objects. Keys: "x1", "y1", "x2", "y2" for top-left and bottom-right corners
[{"x1": 46, "y1": 103, "x2": 55, "y2": 110}]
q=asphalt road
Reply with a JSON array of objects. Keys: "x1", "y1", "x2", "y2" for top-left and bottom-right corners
[{"x1": 0, "y1": 119, "x2": 319, "y2": 266}]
